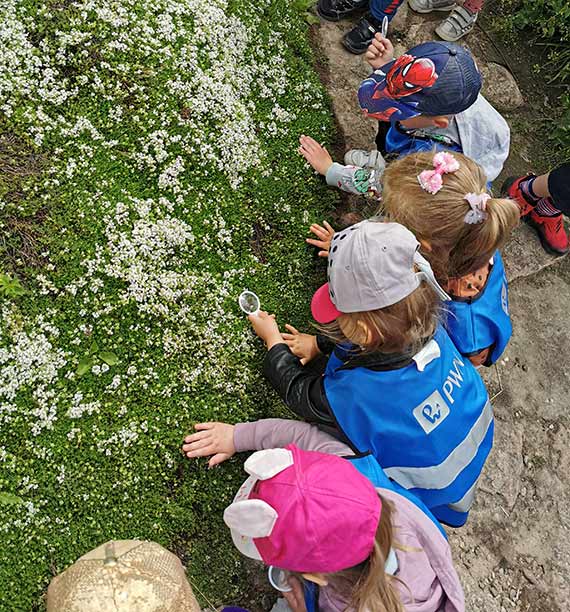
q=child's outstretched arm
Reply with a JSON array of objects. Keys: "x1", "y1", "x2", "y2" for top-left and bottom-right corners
[
  {"x1": 182, "y1": 419, "x2": 353, "y2": 465},
  {"x1": 299, "y1": 135, "x2": 384, "y2": 199}
]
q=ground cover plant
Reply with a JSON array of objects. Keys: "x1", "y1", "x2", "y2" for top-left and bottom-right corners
[{"x1": 0, "y1": 0, "x2": 337, "y2": 608}]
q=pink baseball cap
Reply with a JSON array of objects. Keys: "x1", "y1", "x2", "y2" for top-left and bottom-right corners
[{"x1": 223, "y1": 445, "x2": 381, "y2": 573}]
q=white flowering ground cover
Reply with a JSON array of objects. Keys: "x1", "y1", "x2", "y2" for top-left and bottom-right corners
[{"x1": 0, "y1": 0, "x2": 337, "y2": 608}]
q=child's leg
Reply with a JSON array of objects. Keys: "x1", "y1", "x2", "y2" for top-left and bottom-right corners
[
  {"x1": 503, "y1": 166, "x2": 569, "y2": 255},
  {"x1": 547, "y1": 162, "x2": 570, "y2": 215}
]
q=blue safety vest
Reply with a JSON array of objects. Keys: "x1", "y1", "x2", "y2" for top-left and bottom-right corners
[
  {"x1": 445, "y1": 250, "x2": 511, "y2": 365},
  {"x1": 323, "y1": 325, "x2": 493, "y2": 514},
  {"x1": 348, "y1": 454, "x2": 447, "y2": 538}
]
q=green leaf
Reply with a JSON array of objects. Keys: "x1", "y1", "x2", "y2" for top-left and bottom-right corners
[
  {"x1": 0, "y1": 492, "x2": 22, "y2": 505},
  {"x1": 304, "y1": 12, "x2": 320, "y2": 24},
  {"x1": 89, "y1": 340, "x2": 99, "y2": 354},
  {"x1": 76, "y1": 356, "x2": 94, "y2": 376},
  {"x1": 99, "y1": 351, "x2": 119, "y2": 366},
  {"x1": 0, "y1": 274, "x2": 26, "y2": 297}
]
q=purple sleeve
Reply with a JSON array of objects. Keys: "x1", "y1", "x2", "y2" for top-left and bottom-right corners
[{"x1": 233, "y1": 419, "x2": 353, "y2": 457}]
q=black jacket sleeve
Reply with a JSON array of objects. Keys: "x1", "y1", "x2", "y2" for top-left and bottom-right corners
[{"x1": 262, "y1": 344, "x2": 366, "y2": 450}]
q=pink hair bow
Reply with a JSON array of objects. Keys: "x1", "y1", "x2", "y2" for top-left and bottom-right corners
[
  {"x1": 464, "y1": 192, "x2": 490, "y2": 224},
  {"x1": 417, "y1": 152, "x2": 460, "y2": 194}
]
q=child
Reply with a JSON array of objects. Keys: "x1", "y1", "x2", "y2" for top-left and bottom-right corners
[
  {"x1": 381, "y1": 151, "x2": 520, "y2": 366},
  {"x1": 196, "y1": 439, "x2": 465, "y2": 611},
  {"x1": 503, "y1": 164, "x2": 570, "y2": 255},
  {"x1": 409, "y1": 0, "x2": 484, "y2": 43},
  {"x1": 360, "y1": 36, "x2": 510, "y2": 183},
  {"x1": 298, "y1": 39, "x2": 509, "y2": 201},
  {"x1": 240, "y1": 220, "x2": 492, "y2": 528}
]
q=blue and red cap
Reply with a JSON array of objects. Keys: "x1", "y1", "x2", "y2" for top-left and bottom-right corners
[{"x1": 358, "y1": 41, "x2": 482, "y2": 123}]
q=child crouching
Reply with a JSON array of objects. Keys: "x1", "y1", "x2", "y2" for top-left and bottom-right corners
[
  {"x1": 382, "y1": 151, "x2": 519, "y2": 366},
  {"x1": 245, "y1": 221, "x2": 491, "y2": 527}
]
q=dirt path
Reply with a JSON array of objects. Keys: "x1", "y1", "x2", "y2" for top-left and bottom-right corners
[{"x1": 311, "y1": 8, "x2": 570, "y2": 611}]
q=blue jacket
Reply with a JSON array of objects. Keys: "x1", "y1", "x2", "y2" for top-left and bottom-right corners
[
  {"x1": 446, "y1": 251, "x2": 512, "y2": 365},
  {"x1": 323, "y1": 326, "x2": 492, "y2": 517}
]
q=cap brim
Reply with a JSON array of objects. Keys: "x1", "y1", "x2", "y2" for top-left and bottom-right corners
[
  {"x1": 228, "y1": 475, "x2": 263, "y2": 561},
  {"x1": 311, "y1": 283, "x2": 342, "y2": 324}
]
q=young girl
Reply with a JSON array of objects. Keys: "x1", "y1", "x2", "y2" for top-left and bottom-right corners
[
  {"x1": 381, "y1": 151, "x2": 520, "y2": 366},
  {"x1": 186, "y1": 432, "x2": 464, "y2": 611},
  {"x1": 239, "y1": 220, "x2": 491, "y2": 528}
]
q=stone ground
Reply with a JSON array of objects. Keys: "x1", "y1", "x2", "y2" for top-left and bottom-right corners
[{"x1": 310, "y1": 7, "x2": 570, "y2": 612}]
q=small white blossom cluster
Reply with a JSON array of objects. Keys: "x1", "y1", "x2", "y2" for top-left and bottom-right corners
[{"x1": 0, "y1": 0, "x2": 332, "y2": 605}]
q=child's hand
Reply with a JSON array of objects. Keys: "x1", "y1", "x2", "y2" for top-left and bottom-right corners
[
  {"x1": 248, "y1": 311, "x2": 285, "y2": 349},
  {"x1": 283, "y1": 576, "x2": 308, "y2": 612},
  {"x1": 182, "y1": 422, "x2": 236, "y2": 467},
  {"x1": 306, "y1": 221, "x2": 335, "y2": 257},
  {"x1": 298, "y1": 135, "x2": 333, "y2": 176},
  {"x1": 365, "y1": 33, "x2": 395, "y2": 70},
  {"x1": 281, "y1": 325, "x2": 320, "y2": 365}
]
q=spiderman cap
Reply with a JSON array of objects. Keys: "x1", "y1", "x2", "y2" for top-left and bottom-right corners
[{"x1": 358, "y1": 41, "x2": 482, "y2": 123}]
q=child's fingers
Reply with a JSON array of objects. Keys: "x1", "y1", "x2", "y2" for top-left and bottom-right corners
[
  {"x1": 284, "y1": 324, "x2": 299, "y2": 334},
  {"x1": 194, "y1": 422, "x2": 215, "y2": 431},
  {"x1": 281, "y1": 333, "x2": 296, "y2": 341},
  {"x1": 318, "y1": 250, "x2": 329, "y2": 258},
  {"x1": 184, "y1": 430, "x2": 212, "y2": 444},
  {"x1": 323, "y1": 220, "x2": 335, "y2": 234},
  {"x1": 208, "y1": 453, "x2": 230, "y2": 468},
  {"x1": 300, "y1": 357, "x2": 308, "y2": 365},
  {"x1": 306, "y1": 238, "x2": 328, "y2": 249},
  {"x1": 309, "y1": 223, "x2": 329, "y2": 238},
  {"x1": 184, "y1": 441, "x2": 215, "y2": 457}
]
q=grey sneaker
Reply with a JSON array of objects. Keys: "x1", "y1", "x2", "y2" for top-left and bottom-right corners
[
  {"x1": 409, "y1": 0, "x2": 456, "y2": 13},
  {"x1": 344, "y1": 149, "x2": 386, "y2": 172},
  {"x1": 436, "y1": 5, "x2": 478, "y2": 41}
]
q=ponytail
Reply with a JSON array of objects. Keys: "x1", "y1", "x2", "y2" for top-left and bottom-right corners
[
  {"x1": 382, "y1": 151, "x2": 519, "y2": 283},
  {"x1": 326, "y1": 495, "x2": 406, "y2": 612}
]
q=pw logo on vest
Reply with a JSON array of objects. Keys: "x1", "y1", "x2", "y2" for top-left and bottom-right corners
[{"x1": 413, "y1": 357, "x2": 466, "y2": 434}]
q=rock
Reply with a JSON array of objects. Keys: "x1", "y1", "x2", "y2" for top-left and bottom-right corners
[
  {"x1": 389, "y1": 0, "x2": 409, "y2": 33},
  {"x1": 314, "y1": 20, "x2": 378, "y2": 149},
  {"x1": 480, "y1": 63, "x2": 525, "y2": 110}
]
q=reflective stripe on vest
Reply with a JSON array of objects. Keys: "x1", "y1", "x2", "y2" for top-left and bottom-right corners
[{"x1": 384, "y1": 400, "x2": 492, "y2": 491}]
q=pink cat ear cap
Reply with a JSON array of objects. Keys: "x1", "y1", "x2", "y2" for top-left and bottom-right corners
[{"x1": 223, "y1": 445, "x2": 382, "y2": 573}]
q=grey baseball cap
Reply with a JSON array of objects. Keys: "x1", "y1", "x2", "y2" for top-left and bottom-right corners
[{"x1": 311, "y1": 220, "x2": 450, "y2": 324}]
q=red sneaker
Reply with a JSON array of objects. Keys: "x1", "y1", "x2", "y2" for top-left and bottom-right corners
[
  {"x1": 501, "y1": 174, "x2": 537, "y2": 217},
  {"x1": 526, "y1": 210, "x2": 569, "y2": 255}
]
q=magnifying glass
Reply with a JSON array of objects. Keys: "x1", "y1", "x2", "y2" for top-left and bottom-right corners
[
  {"x1": 381, "y1": 15, "x2": 388, "y2": 38},
  {"x1": 238, "y1": 290, "x2": 260, "y2": 316},
  {"x1": 268, "y1": 566, "x2": 292, "y2": 592}
]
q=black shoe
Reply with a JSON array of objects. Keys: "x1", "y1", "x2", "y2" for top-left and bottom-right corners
[
  {"x1": 317, "y1": 0, "x2": 369, "y2": 22},
  {"x1": 343, "y1": 14, "x2": 381, "y2": 54}
]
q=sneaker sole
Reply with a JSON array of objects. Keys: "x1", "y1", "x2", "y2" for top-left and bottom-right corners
[
  {"x1": 524, "y1": 215, "x2": 570, "y2": 256},
  {"x1": 408, "y1": 2, "x2": 456, "y2": 13}
]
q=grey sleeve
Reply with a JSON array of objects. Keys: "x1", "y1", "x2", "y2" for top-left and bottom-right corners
[
  {"x1": 234, "y1": 419, "x2": 354, "y2": 457},
  {"x1": 325, "y1": 162, "x2": 383, "y2": 199}
]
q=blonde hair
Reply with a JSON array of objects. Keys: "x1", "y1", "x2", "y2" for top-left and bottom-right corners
[
  {"x1": 326, "y1": 495, "x2": 406, "y2": 612},
  {"x1": 382, "y1": 151, "x2": 519, "y2": 282},
  {"x1": 319, "y1": 283, "x2": 439, "y2": 355}
]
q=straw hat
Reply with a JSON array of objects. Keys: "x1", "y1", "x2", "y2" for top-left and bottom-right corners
[{"x1": 47, "y1": 540, "x2": 201, "y2": 612}]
